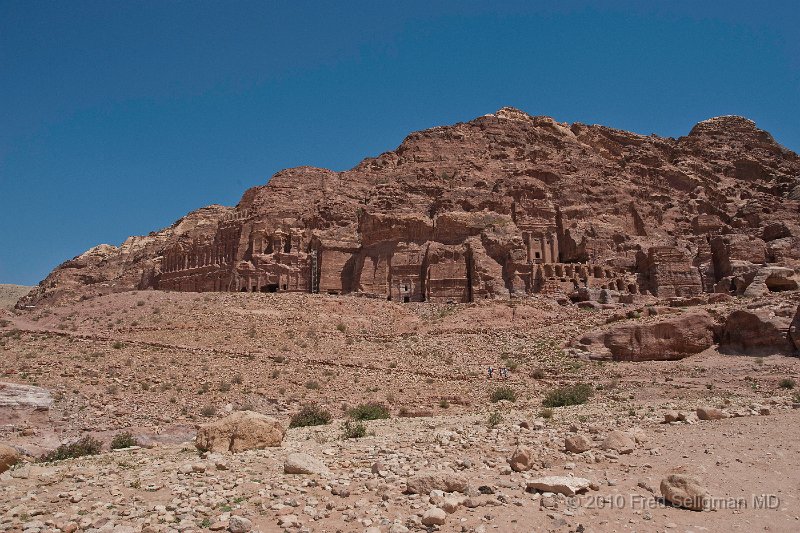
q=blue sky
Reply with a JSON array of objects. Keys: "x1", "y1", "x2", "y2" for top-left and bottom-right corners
[{"x1": 1, "y1": 1, "x2": 799, "y2": 285}]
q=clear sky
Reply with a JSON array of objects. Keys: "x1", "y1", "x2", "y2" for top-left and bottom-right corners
[{"x1": 1, "y1": 1, "x2": 798, "y2": 286}]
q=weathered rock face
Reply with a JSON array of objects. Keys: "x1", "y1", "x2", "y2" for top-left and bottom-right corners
[
  {"x1": 791, "y1": 306, "x2": 800, "y2": 352},
  {"x1": 19, "y1": 109, "x2": 800, "y2": 307},
  {"x1": 195, "y1": 411, "x2": 285, "y2": 453},
  {"x1": 574, "y1": 311, "x2": 717, "y2": 361}
]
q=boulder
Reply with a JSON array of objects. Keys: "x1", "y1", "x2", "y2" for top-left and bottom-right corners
[
  {"x1": 660, "y1": 474, "x2": 710, "y2": 511},
  {"x1": 406, "y1": 470, "x2": 468, "y2": 494},
  {"x1": 526, "y1": 476, "x2": 592, "y2": 496},
  {"x1": 508, "y1": 446, "x2": 534, "y2": 472},
  {"x1": 663, "y1": 411, "x2": 681, "y2": 423},
  {"x1": 720, "y1": 309, "x2": 795, "y2": 354},
  {"x1": 0, "y1": 443, "x2": 19, "y2": 473},
  {"x1": 601, "y1": 430, "x2": 635, "y2": 454},
  {"x1": 574, "y1": 311, "x2": 716, "y2": 361},
  {"x1": 195, "y1": 411, "x2": 285, "y2": 453},
  {"x1": 284, "y1": 453, "x2": 329, "y2": 475},
  {"x1": 564, "y1": 434, "x2": 593, "y2": 453},
  {"x1": 696, "y1": 407, "x2": 728, "y2": 421}
]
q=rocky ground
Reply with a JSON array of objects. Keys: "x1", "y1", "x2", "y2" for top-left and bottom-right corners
[{"x1": 1, "y1": 290, "x2": 800, "y2": 532}]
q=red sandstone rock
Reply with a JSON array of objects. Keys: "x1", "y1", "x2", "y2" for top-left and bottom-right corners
[
  {"x1": 720, "y1": 308, "x2": 795, "y2": 354},
  {"x1": 17, "y1": 108, "x2": 800, "y2": 308},
  {"x1": 574, "y1": 311, "x2": 716, "y2": 361}
]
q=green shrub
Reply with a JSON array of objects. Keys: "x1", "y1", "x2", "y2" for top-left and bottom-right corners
[
  {"x1": 490, "y1": 386, "x2": 516, "y2": 403},
  {"x1": 40, "y1": 436, "x2": 102, "y2": 462},
  {"x1": 348, "y1": 402, "x2": 390, "y2": 421},
  {"x1": 289, "y1": 404, "x2": 332, "y2": 428},
  {"x1": 200, "y1": 405, "x2": 216, "y2": 417},
  {"x1": 487, "y1": 411, "x2": 502, "y2": 428},
  {"x1": 110, "y1": 432, "x2": 139, "y2": 450},
  {"x1": 542, "y1": 383, "x2": 593, "y2": 408},
  {"x1": 342, "y1": 420, "x2": 367, "y2": 439},
  {"x1": 779, "y1": 378, "x2": 796, "y2": 389},
  {"x1": 539, "y1": 407, "x2": 554, "y2": 419},
  {"x1": 305, "y1": 380, "x2": 320, "y2": 390},
  {"x1": 439, "y1": 399, "x2": 450, "y2": 409}
]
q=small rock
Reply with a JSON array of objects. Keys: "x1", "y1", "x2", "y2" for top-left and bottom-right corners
[
  {"x1": 527, "y1": 476, "x2": 592, "y2": 496},
  {"x1": 696, "y1": 406, "x2": 728, "y2": 421},
  {"x1": 228, "y1": 515, "x2": 252, "y2": 533},
  {"x1": 660, "y1": 473, "x2": 710, "y2": 511},
  {"x1": 0, "y1": 443, "x2": 19, "y2": 473},
  {"x1": 565, "y1": 434, "x2": 592, "y2": 453},
  {"x1": 601, "y1": 430, "x2": 635, "y2": 454},
  {"x1": 284, "y1": 453, "x2": 329, "y2": 475},
  {"x1": 421, "y1": 507, "x2": 447, "y2": 526},
  {"x1": 508, "y1": 446, "x2": 534, "y2": 472},
  {"x1": 406, "y1": 471, "x2": 468, "y2": 494}
]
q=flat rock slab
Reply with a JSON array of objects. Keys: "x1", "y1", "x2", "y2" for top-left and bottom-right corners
[
  {"x1": 0, "y1": 382, "x2": 52, "y2": 410},
  {"x1": 527, "y1": 476, "x2": 592, "y2": 496}
]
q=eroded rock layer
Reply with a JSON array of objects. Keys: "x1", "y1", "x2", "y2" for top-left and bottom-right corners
[{"x1": 19, "y1": 108, "x2": 800, "y2": 307}]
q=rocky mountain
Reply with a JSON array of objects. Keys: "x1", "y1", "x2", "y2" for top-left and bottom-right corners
[{"x1": 18, "y1": 107, "x2": 800, "y2": 308}]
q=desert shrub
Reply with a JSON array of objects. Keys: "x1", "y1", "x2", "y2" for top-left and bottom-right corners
[
  {"x1": 200, "y1": 405, "x2": 216, "y2": 417},
  {"x1": 110, "y1": 432, "x2": 139, "y2": 450},
  {"x1": 305, "y1": 380, "x2": 320, "y2": 390},
  {"x1": 439, "y1": 399, "x2": 450, "y2": 409},
  {"x1": 289, "y1": 404, "x2": 332, "y2": 428},
  {"x1": 348, "y1": 402, "x2": 390, "y2": 421},
  {"x1": 530, "y1": 367, "x2": 546, "y2": 379},
  {"x1": 542, "y1": 383, "x2": 593, "y2": 408},
  {"x1": 232, "y1": 373, "x2": 244, "y2": 385},
  {"x1": 341, "y1": 420, "x2": 367, "y2": 439},
  {"x1": 779, "y1": 378, "x2": 796, "y2": 389},
  {"x1": 112, "y1": 341, "x2": 124, "y2": 349},
  {"x1": 218, "y1": 380, "x2": 231, "y2": 392},
  {"x1": 336, "y1": 322, "x2": 347, "y2": 333},
  {"x1": 40, "y1": 436, "x2": 102, "y2": 462},
  {"x1": 490, "y1": 386, "x2": 517, "y2": 403},
  {"x1": 487, "y1": 411, "x2": 502, "y2": 428},
  {"x1": 539, "y1": 407, "x2": 554, "y2": 419}
]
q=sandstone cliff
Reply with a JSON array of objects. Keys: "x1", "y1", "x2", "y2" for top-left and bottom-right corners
[{"x1": 18, "y1": 107, "x2": 800, "y2": 307}]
